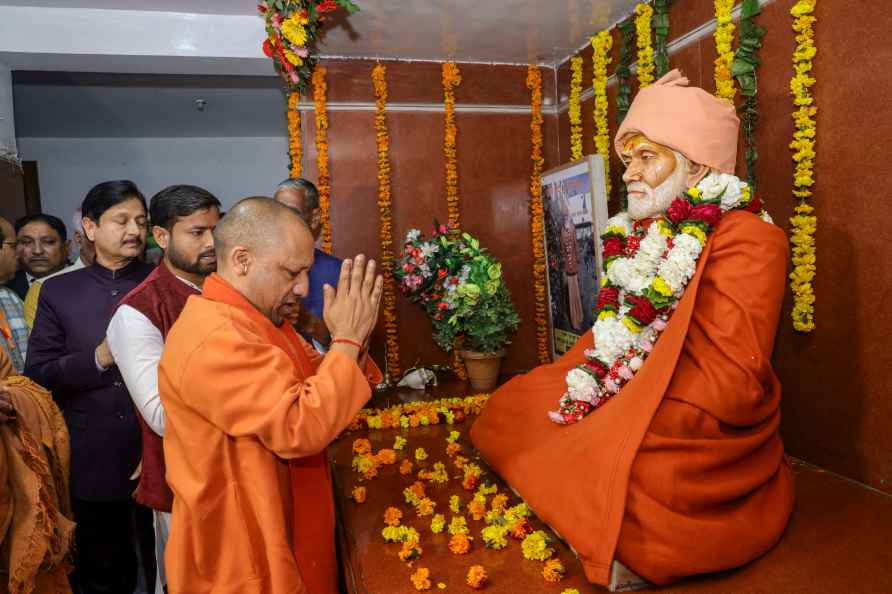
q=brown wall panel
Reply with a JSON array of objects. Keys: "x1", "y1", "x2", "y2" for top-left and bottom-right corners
[{"x1": 551, "y1": 0, "x2": 892, "y2": 492}]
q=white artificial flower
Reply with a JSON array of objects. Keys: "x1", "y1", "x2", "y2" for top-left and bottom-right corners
[
  {"x1": 697, "y1": 172, "x2": 727, "y2": 201},
  {"x1": 603, "y1": 212, "x2": 634, "y2": 235},
  {"x1": 718, "y1": 176, "x2": 745, "y2": 211},
  {"x1": 420, "y1": 243, "x2": 439, "y2": 258},
  {"x1": 406, "y1": 229, "x2": 421, "y2": 242},
  {"x1": 628, "y1": 356, "x2": 644, "y2": 371},
  {"x1": 593, "y1": 317, "x2": 637, "y2": 364},
  {"x1": 566, "y1": 368, "x2": 598, "y2": 401}
]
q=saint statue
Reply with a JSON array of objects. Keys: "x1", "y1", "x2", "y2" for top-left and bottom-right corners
[{"x1": 471, "y1": 70, "x2": 793, "y2": 587}]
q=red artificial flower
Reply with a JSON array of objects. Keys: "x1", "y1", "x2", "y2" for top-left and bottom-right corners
[
  {"x1": 602, "y1": 236, "x2": 624, "y2": 259},
  {"x1": 437, "y1": 301, "x2": 450, "y2": 311},
  {"x1": 595, "y1": 287, "x2": 620, "y2": 311},
  {"x1": 666, "y1": 197, "x2": 692, "y2": 225},
  {"x1": 746, "y1": 195, "x2": 763, "y2": 213},
  {"x1": 257, "y1": 2, "x2": 268, "y2": 14},
  {"x1": 689, "y1": 204, "x2": 722, "y2": 228},
  {"x1": 262, "y1": 38, "x2": 274, "y2": 57},
  {"x1": 316, "y1": 0, "x2": 338, "y2": 13},
  {"x1": 438, "y1": 269, "x2": 448, "y2": 279},
  {"x1": 624, "y1": 235, "x2": 641, "y2": 256},
  {"x1": 627, "y1": 296, "x2": 658, "y2": 326}
]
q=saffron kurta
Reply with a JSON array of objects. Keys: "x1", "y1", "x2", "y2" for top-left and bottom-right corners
[
  {"x1": 159, "y1": 274, "x2": 381, "y2": 594},
  {"x1": 470, "y1": 211, "x2": 794, "y2": 585}
]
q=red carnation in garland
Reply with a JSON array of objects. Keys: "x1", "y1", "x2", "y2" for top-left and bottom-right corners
[
  {"x1": 689, "y1": 204, "x2": 722, "y2": 228},
  {"x1": 316, "y1": 0, "x2": 339, "y2": 12},
  {"x1": 583, "y1": 359, "x2": 608, "y2": 379},
  {"x1": 626, "y1": 295, "x2": 658, "y2": 326},
  {"x1": 595, "y1": 287, "x2": 620, "y2": 311},
  {"x1": 624, "y1": 235, "x2": 642, "y2": 256},
  {"x1": 262, "y1": 38, "x2": 274, "y2": 57},
  {"x1": 666, "y1": 197, "x2": 692, "y2": 225},
  {"x1": 602, "y1": 236, "x2": 624, "y2": 259}
]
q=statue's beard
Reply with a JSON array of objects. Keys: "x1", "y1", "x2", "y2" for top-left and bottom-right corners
[{"x1": 626, "y1": 152, "x2": 690, "y2": 220}]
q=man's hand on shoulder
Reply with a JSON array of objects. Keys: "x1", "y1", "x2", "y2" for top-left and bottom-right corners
[
  {"x1": 95, "y1": 338, "x2": 115, "y2": 370},
  {"x1": 323, "y1": 255, "x2": 383, "y2": 359}
]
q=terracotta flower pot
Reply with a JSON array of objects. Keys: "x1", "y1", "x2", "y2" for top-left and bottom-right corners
[{"x1": 461, "y1": 349, "x2": 506, "y2": 392}]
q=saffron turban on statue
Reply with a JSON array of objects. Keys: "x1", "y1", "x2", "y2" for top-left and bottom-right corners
[{"x1": 615, "y1": 69, "x2": 740, "y2": 174}]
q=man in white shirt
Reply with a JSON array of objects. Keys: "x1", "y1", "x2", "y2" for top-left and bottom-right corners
[{"x1": 106, "y1": 185, "x2": 221, "y2": 594}]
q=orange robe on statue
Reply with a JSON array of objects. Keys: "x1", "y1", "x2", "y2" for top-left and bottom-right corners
[
  {"x1": 159, "y1": 274, "x2": 381, "y2": 594},
  {"x1": 471, "y1": 211, "x2": 794, "y2": 586}
]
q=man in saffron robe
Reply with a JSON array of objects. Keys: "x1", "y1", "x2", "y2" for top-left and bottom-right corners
[
  {"x1": 471, "y1": 70, "x2": 794, "y2": 587},
  {"x1": 159, "y1": 197, "x2": 382, "y2": 594}
]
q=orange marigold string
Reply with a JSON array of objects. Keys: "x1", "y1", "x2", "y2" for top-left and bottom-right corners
[
  {"x1": 372, "y1": 64, "x2": 401, "y2": 379},
  {"x1": 527, "y1": 66, "x2": 550, "y2": 365},
  {"x1": 312, "y1": 66, "x2": 333, "y2": 254},
  {"x1": 287, "y1": 91, "x2": 302, "y2": 177}
]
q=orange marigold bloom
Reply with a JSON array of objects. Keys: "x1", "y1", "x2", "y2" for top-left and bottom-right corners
[
  {"x1": 448, "y1": 533, "x2": 472, "y2": 555},
  {"x1": 399, "y1": 539, "x2": 423, "y2": 562},
  {"x1": 351, "y1": 486, "x2": 366, "y2": 503},
  {"x1": 467, "y1": 499, "x2": 486, "y2": 521},
  {"x1": 542, "y1": 558, "x2": 565, "y2": 582},
  {"x1": 416, "y1": 497, "x2": 436, "y2": 517},
  {"x1": 410, "y1": 567, "x2": 432, "y2": 591},
  {"x1": 462, "y1": 474, "x2": 479, "y2": 491},
  {"x1": 409, "y1": 414, "x2": 421, "y2": 428},
  {"x1": 491, "y1": 494, "x2": 508, "y2": 512},
  {"x1": 376, "y1": 448, "x2": 397, "y2": 465},
  {"x1": 446, "y1": 442, "x2": 462, "y2": 457},
  {"x1": 466, "y1": 565, "x2": 488, "y2": 589},
  {"x1": 352, "y1": 438, "x2": 372, "y2": 455},
  {"x1": 400, "y1": 459, "x2": 414, "y2": 475},
  {"x1": 509, "y1": 517, "x2": 533, "y2": 540},
  {"x1": 384, "y1": 506, "x2": 403, "y2": 527},
  {"x1": 453, "y1": 455, "x2": 469, "y2": 470},
  {"x1": 410, "y1": 481, "x2": 426, "y2": 499}
]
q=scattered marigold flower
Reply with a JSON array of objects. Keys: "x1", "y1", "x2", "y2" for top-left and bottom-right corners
[
  {"x1": 352, "y1": 438, "x2": 372, "y2": 455},
  {"x1": 448, "y1": 533, "x2": 472, "y2": 554},
  {"x1": 384, "y1": 506, "x2": 402, "y2": 527},
  {"x1": 403, "y1": 486, "x2": 421, "y2": 506},
  {"x1": 351, "y1": 486, "x2": 366, "y2": 503},
  {"x1": 467, "y1": 499, "x2": 486, "y2": 521},
  {"x1": 430, "y1": 513, "x2": 446, "y2": 534},
  {"x1": 416, "y1": 497, "x2": 436, "y2": 517},
  {"x1": 448, "y1": 516, "x2": 469, "y2": 535},
  {"x1": 399, "y1": 539, "x2": 423, "y2": 562},
  {"x1": 410, "y1": 567, "x2": 432, "y2": 591},
  {"x1": 462, "y1": 474, "x2": 479, "y2": 491},
  {"x1": 481, "y1": 525, "x2": 509, "y2": 549},
  {"x1": 543, "y1": 558, "x2": 565, "y2": 582},
  {"x1": 414, "y1": 447, "x2": 429, "y2": 461},
  {"x1": 466, "y1": 565, "x2": 488, "y2": 589},
  {"x1": 375, "y1": 448, "x2": 397, "y2": 465},
  {"x1": 449, "y1": 495, "x2": 461, "y2": 514},
  {"x1": 393, "y1": 435, "x2": 408, "y2": 450},
  {"x1": 446, "y1": 430, "x2": 461, "y2": 443},
  {"x1": 437, "y1": 583, "x2": 446, "y2": 590},
  {"x1": 382, "y1": 525, "x2": 420, "y2": 543},
  {"x1": 410, "y1": 481, "x2": 426, "y2": 499},
  {"x1": 560, "y1": 589, "x2": 580, "y2": 594},
  {"x1": 453, "y1": 455, "x2": 469, "y2": 470},
  {"x1": 504, "y1": 503, "x2": 530, "y2": 523},
  {"x1": 522, "y1": 530, "x2": 554, "y2": 561},
  {"x1": 446, "y1": 442, "x2": 462, "y2": 457},
  {"x1": 490, "y1": 494, "x2": 508, "y2": 512},
  {"x1": 400, "y1": 459, "x2": 414, "y2": 475},
  {"x1": 409, "y1": 414, "x2": 421, "y2": 428},
  {"x1": 509, "y1": 517, "x2": 533, "y2": 540}
]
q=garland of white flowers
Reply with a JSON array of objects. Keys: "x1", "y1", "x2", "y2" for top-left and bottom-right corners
[{"x1": 550, "y1": 171, "x2": 771, "y2": 425}]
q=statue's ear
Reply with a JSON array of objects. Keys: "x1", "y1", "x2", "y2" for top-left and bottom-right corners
[{"x1": 686, "y1": 161, "x2": 710, "y2": 187}]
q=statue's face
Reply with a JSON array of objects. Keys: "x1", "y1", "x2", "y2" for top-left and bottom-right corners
[{"x1": 620, "y1": 134, "x2": 690, "y2": 220}]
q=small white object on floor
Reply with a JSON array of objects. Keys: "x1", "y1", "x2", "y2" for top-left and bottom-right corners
[
  {"x1": 396, "y1": 368, "x2": 436, "y2": 390},
  {"x1": 609, "y1": 560, "x2": 649, "y2": 592}
]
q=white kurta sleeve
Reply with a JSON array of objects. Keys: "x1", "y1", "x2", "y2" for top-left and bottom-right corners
[{"x1": 107, "y1": 304, "x2": 167, "y2": 436}]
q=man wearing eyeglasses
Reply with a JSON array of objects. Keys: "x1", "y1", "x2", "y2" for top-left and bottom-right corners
[
  {"x1": 0, "y1": 216, "x2": 28, "y2": 372},
  {"x1": 4, "y1": 214, "x2": 70, "y2": 300}
]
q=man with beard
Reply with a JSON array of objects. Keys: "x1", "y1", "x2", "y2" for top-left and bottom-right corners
[
  {"x1": 471, "y1": 71, "x2": 792, "y2": 588},
  {"x1": 5, "y1": 214, "x2": 70, "y2": 300},
  {"x1": 25, "y1": 180, "x2": 155, "y2": 594},
  {"x1": 106, "y1": 184, "x2": 221, "y2": 594}
]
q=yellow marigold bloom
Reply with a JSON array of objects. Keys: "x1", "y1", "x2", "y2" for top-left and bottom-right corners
[
  {"x1": 393, "y1": 436, "x2": 407, "y2": 450},
  {"x1": 522, "y1": 530, "x2": 554, "y2": 561},
  {"x1": 414, "y1": 447, "x2": 429, "y2": 461},
  {"x1": 430, "y1": 513, "x2": 446, "y2": 534},
  {"x1": 449, "y1": 495, "x2": 461, "y2": 514},
  {"x1": 448, "y1": 515, "x2": 469, "y2": 535},
  {"x1": 561, "y1": 589, "x2": 581, "y2": 594},
  {"x1": 680, "y1": 224, "x2": 708, "y2": 246},
  {"x1": 283, "y1": 49, "x2": 303, "y2": 66},
  {"x1": 598, "y1": 310, "x2": 617, "y2": 321},
  {"x1": 543, "y1": 558, "x2": 566, "y2": 582},
  {"x1": 281, "y1": 14, "x2": 309, "y2": 47},
  {"x1": 446, "y1": 430, "x2": 461, "y2": 443}
]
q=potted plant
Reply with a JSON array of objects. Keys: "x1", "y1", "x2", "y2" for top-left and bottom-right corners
[{"x1": 394, "y1": 222, "x2": 520, "y2": 391}]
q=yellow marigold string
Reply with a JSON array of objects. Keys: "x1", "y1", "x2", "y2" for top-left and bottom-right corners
[
  {"x1": 713, "y1": 0, "x2": 737, "y2": 102},
  {"x1": 569, "y1": 57, "x2": 584, "y2": 160},
  {"x1": 312, "y1": 66, "x2": 333, "y2": 254},
  {"x1": 372, "y1": 64, "x2": 401, "y2": 377},
  {"x1": 287, "y1": 91, "x2": 302, "y2": 177},
  {"x1": 591, "y1": 30, "x2": 613, "y2": 198},
  {"x1": 634, "y1": 3, "x2": 655, "y2": 88},
  {"x1": 789, "y1": 0, "x2": 818, "y2": 333},
  {"x1": 526, "y1": 66, "x2": 550, "y2": 365}
]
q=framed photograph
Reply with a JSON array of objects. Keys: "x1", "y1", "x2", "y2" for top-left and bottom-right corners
[{"x1": 541, "y1": 155, "x2": 609, "y2": 359}]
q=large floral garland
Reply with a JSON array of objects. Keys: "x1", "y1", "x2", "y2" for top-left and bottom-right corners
[
  {"x1": 527, "y1": 66, "x2": 550, "y2": 365},
  {"x1": 442, "y1": 63, "x2": 462, "y2": 229},
  {"x1": 569, "y1": 57, "x2": 584, "y2": 160},
  {"x1": 550, "y1": 172, "x2": 769, "y2": 424},
  {"x1": 591, "y1": 30, "x2": 613, "y2": 198},
  {"x1": 713, "y1": 0, "x2": 737, "y2": 103},
  {"x1": 634, "y1": 3, "x2": 656, "y2": 88},
  {"x1": 259, "y1": 0, "x2": 358, "y2": 93},
  {"x1": 312, "y1": 66, "x2": 333, "y2": 254},
  {"x1": 287, "y1": 91, "x2": 302, "y2": 177},
  {"x1": 789, "y1": 0, "x2": 818, "y2": 333},
  {"x1": 372, "y1": 64, "x2": 401, "y2": 378}
]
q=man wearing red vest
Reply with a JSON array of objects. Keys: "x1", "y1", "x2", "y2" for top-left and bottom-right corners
[{"x1": 107, "y1": 185, "x2": 221, "y2": 594}]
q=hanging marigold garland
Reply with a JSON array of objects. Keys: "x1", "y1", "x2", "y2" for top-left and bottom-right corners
[
  {"x1": 591, "y1": 30, "x2": 613, "y2": 198},
  {"x1": 713, "y1": 0, "x2": 737, "y2": 103},
  {"x1": 527, "y1": 66, "x2": 550, "y2": 364},
  {"x1": 372, "y1": 64, "x2": 401, "y2": 376},
  {"x1": 789, "y1": 0, "x2": 818, "y2": 333},
  {"x1": 634, "y1": 3, "x2": 656, "y2": 88},
  {"x1": 312, "y1": 66, "x2": 333, "y2": 254},
  {"x1": 287, "y1": 91, "x2": 302, "y2": 177},
  {"x1": 441, "y1": 62, "x2": 466, "y2": 379},
  {"x1": 569, "y1": 57, "x2": 584, "y2": 160},
  {"x1": 442, "y1": 62, "x2": 462, "y2": 229}
]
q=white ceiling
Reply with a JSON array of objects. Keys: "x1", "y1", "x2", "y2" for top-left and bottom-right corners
[{"x1": 0, "y1": 0, "x2": 639, "y2": 66}]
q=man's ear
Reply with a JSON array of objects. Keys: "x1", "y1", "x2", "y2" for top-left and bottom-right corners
[
  {"x1": 82, "y1": 217, "x2": 98, "y2": 243},
  {"x1": 685, "y1": 161, "x2": 710, "y2": 188},
  {"x1": 153, "y1": 225, "x2": 171, "y2": 251},
  {"x1": 310, "y1": 208, "x2": 322, "y2": 231}
]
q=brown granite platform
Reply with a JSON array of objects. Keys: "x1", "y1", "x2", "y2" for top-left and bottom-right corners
[{"x1": 329, "y1": 383, "x2": 892, "y2": 593}]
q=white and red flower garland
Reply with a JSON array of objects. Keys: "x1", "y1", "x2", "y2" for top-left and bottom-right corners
[{"x1": 550, "y1": 172, "x2": 770, "y2": 425}]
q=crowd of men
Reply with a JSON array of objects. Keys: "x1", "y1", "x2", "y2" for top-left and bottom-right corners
[{"x1": 0, "y1": 178, "x2": 381, "y2": 594}]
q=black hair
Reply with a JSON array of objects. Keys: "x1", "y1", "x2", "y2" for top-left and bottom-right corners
[
  {"x1": 149, "y1": 185, "x2": 222, "y2": 230},
  {"x1": 274, "y1": 178, "x2": 320, "y2": 210},
  {"x1": 81, "y1": 180, "x2": 146, "y2": 223},
  {"x1": 14, "y1": 213, "x2": 68, "y2": 242}
]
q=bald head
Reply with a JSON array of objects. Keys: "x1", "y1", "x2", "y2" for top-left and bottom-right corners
[{"x1": 214, "y1": 197, "x2": 310, "y2": 263}]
